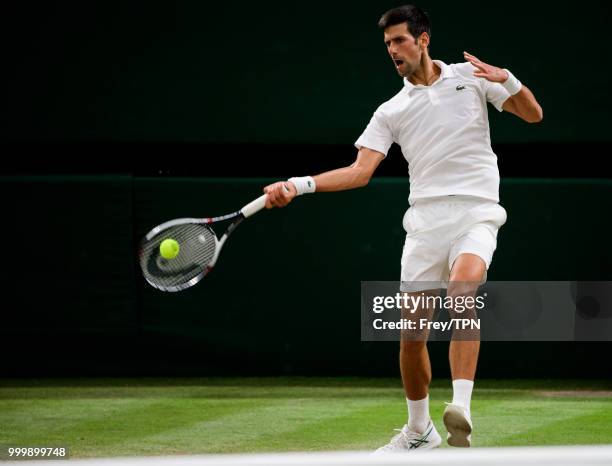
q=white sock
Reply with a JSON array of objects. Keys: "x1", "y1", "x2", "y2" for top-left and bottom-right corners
[
  {"x1": 407, "y1": 395, "x2": 429, "y2": 433},
  {"x1": 452, "y1": 379, "x2": 474, "y2": 417}
]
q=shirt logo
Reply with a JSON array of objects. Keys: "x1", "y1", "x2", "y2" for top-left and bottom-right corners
[{"x1": 456, "y1": 85, "x2": 466, "y2": 91}]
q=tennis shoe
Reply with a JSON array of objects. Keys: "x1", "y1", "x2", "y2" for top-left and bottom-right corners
[
  {"x1": 443, "y1": 402, "x2": 472, "y2": 447},
  {"x1": 373, "y1": 420, "x2": 441, "y2": 454}
]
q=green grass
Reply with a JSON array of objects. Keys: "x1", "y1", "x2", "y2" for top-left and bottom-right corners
[{"x1": 0, "y1": 378, "x2": 611, "y2": 458}]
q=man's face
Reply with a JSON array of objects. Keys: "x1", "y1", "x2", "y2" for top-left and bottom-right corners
[{"x1": 383, "y1": 23, "x2": 425, "y2": 78}]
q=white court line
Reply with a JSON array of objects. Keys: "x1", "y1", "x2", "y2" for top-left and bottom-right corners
[{"x1": 5, "y1": 445, "x2": 612, "y2": 466}]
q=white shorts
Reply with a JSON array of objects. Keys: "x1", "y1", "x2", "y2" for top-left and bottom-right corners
[{"x1": 400, "y1": 195, "x2": 507, "y2": 292}]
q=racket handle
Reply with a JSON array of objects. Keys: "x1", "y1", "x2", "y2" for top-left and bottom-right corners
[{"x1": 241, "y1": 194, "x2": 267, "y2": 218}]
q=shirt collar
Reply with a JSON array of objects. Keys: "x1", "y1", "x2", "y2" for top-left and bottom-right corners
[{"x1": 403, "y1": 59, "x2": 454, "y2": 90}]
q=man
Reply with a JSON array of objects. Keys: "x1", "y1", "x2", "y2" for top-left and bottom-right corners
[{"x1": 263, "y1": 4, "x2": 542, "y2": 452}]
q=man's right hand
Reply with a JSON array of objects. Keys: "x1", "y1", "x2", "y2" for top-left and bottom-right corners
[{"x1": 264, "y1": 181, "x2": 296, "y2": 208}]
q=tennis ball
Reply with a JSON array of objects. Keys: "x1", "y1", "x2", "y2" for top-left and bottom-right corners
[{"x1": 159, "y1": 238, "x2": 180, "y2": 259}]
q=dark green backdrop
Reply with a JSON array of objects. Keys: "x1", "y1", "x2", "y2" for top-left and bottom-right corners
[
  {"x1": 1, "y1": 176, "x2": 611, "y2": 377},
  {"x1": 3, "y1": 0, "x2": 611, "y2": 143}
]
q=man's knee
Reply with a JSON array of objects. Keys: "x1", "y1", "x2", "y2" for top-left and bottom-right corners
[{"x1": 449, "y1": 253, "x2": 486, "y2": 284}]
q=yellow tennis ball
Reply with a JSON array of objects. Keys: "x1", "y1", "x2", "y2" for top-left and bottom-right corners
[{"x1": 159, "y1": 238, "x2": 180, "y2": 259}]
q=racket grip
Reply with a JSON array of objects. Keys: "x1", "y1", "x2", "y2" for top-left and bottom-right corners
[{"x1": 241, "y1": 194, "x2": 268, "y2": 218}]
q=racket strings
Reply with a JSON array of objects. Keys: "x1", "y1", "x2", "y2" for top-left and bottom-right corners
[{"x1": 139, "y1": 223, "x2": 217, "y2": 290}]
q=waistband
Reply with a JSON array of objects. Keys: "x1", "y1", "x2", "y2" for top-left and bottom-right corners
[{"x1": 411, "y1": 194, "x2": 493, "y2": 207}]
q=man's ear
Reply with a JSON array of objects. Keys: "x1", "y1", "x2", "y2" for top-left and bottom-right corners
[{"x1": 419, "y1": 32, "x2": 430, "y2": 50}]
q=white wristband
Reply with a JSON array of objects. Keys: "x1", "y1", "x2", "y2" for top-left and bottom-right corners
[
  {"x1": 288, "y1": 176, "x2": 316, "y2": 196},
  {"x1": 501, "y1": 69, "x2": 522, "y2": 95}
]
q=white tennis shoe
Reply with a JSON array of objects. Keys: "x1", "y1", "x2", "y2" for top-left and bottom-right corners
[
  {"x1": 443, "y1": 403, "x2": 473, "y2": 447},
  {"x1": 373, "y1": 420, "x2": 442, "y2": 454}
]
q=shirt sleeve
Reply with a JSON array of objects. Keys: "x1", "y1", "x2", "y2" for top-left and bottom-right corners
[
  {"x1": 354, "y1": 109, "x2": 393, "y2": 157},
  {"x1": 482, "y1": 80, "x2": 511, "y2": 112},
  {"x1": 455, "y1": 61, "x2": 511, "y2": 112}
]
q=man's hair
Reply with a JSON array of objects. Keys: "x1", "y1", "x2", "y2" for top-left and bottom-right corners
[{"x1": 378, "y1": 5, "x2": 431, "y2": 44}]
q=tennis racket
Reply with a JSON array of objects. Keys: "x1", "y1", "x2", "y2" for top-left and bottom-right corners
[{"x1": 139, "y1": 193, "x2": 269, "y2": 292}]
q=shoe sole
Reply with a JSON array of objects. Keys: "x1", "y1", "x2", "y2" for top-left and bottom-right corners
[{"x1": 443, "y1": 405, "x2": 472, "y2": 448}]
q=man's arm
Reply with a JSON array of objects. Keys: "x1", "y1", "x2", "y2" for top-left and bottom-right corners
[
  {"x1": 464, "y1": 51, "x2": 543, "y2": 123},
  {"x1": 264, "y1": 147, "x2": 385, "y2": 208},
  {"x1": 501, "y1": 85, "x2": 543, "y2": 123}
]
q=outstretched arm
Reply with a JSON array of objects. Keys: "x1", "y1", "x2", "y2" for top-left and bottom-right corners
[
  {"x1": 264, "y1": 147, "x2": 385, "y2": 208},
  {"x1": 464, "y1": 51, "x2": 543, "y2": 123}
]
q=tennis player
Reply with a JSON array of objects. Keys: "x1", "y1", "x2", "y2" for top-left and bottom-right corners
[{"x1": 263, "y1": 4, "x2": 542, "y2": 452}]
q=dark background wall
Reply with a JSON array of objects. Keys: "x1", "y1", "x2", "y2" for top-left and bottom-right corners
[
  {"x1": 2, "y1": 0, "x2": 610, "y2": 144},
  {"x1": 1, "y1": 0, "x2": 611, "y2": 378}
]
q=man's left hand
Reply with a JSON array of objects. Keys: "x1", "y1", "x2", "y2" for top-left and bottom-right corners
[{"x1": 463, "y1": 51, "x2": 508, "y2": 83}]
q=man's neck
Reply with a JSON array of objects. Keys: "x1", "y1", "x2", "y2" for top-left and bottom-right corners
[{"x1": 408, "y1": 56, "x2": 440, "y2": 87}]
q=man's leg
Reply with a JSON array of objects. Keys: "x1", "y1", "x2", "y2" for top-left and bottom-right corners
[
  {"x1": 378, "y1": 198, "x2": 449, "y2": 453},
  {"x1": 448, "y1": 253, "x2": 485, "y2": 382},
  {"x1": 400, "y1": 290, "x2": 439, "y2": 432},
  {"x1": 374, "y1": 289, "x2": 444, "y2": 453},
  {"x1": 444, "y1": 252, "x2": 486, "y2": 447}
]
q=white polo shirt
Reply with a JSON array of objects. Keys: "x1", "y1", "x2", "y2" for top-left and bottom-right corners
[{"x1": 355, "y1": 60, "x2": 511, "y2": 204}]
